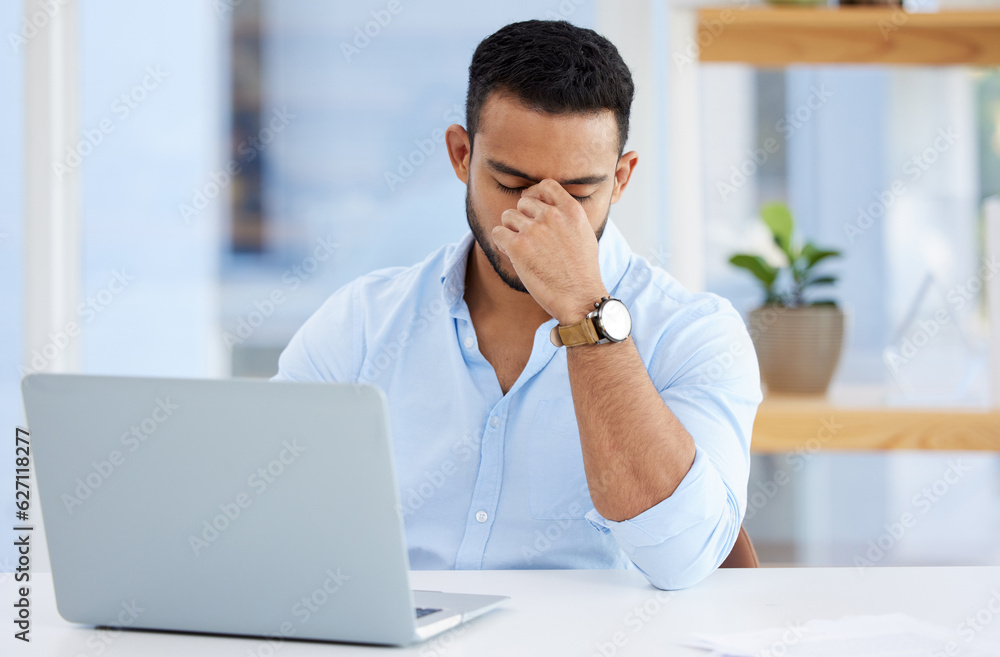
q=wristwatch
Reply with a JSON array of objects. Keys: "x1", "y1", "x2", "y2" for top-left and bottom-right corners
[{"x1": 549, "y1": 296, "x2": 632, "y2": 347}]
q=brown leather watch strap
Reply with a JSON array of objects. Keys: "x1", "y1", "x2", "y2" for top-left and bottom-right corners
[{"x1": 550, "y1": 317, "x2": 601, "y2": 347}]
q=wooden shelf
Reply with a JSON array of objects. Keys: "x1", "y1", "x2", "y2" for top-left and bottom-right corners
[
  {"x1": 752, "y1": 394, "x2": 1000, "y2": 452},
  {"x1": 697, "y1": 7, "x2": 1000, "y2": 66}
]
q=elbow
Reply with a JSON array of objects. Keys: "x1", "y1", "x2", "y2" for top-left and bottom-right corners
[
  {"x1": 636, "y1": 503, "x2": 743, "y2": 591},
  {"x1": 642, "y1": 557, "x2": 719, "y2": 591},
  {"x1": 632, "y1": 536, "x2": 730, "y2": 591}
]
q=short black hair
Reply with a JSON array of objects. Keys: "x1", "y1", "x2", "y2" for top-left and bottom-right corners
[{"x1": 466, "y1": 20, "x2": 634, "y2": 157}]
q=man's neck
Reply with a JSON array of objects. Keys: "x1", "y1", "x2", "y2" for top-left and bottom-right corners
[{"x1": 464, "y1": 244, "x2": 552, "y2": 327}]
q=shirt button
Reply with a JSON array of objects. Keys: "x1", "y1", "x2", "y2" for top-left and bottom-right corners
[
  {"x1": 475, "y1": 511, "x2": 488, "y2": 523},
  {"x1": 489, "y1": 416, "x2": 499, "y2": 428},
  {"x1": 463, "y1": 336, "x2": 475, "y2": 349}
]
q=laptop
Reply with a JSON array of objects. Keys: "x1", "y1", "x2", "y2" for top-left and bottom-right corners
[{"x1": 20, "y1": 373, "x2": 508, "y2": 646}]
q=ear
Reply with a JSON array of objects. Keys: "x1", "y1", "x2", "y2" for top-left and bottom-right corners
[
  {"x1": 609, "y1": 151, "x2": 638, "y2": 204},
  {"x1": 445, "y1": 124, "x2": 472, "y2": 184}
]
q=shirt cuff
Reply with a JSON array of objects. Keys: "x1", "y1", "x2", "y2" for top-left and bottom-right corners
[{"x1": 584, "y1": 447, "x2": 728, "y2": 555}]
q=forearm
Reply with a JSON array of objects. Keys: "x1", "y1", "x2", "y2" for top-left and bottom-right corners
[{"x1": 567, "y1": 337, "x2": 696, "y2": 521}]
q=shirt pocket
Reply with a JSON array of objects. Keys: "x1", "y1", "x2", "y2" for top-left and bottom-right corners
[{"x1": 527, "y1": 398, "x2": 592, "y2": 520}]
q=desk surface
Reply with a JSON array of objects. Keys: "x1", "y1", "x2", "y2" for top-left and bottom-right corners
[{"x1": 5, "y1": 567, "x2": 1000, "y2": 656}]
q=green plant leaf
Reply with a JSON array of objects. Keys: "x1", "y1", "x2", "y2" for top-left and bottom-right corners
[
  {"x1": 760, "y1": 202, "x2": 795, "y2": 260},
  {"x1": 729, "y1": 254, "x2": 778, "y2": 287},
  {"x1": 810, "y1": 299, "x2": 839, "y2": 307},
  {"x1": 803, "y1": 275, "x2": 837, "y2": 287},
  {"x1": 800, "y1": 242, "x2": 841, "y2": 269}
]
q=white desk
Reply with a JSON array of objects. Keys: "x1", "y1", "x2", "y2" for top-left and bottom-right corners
[{"x1": 4, "y1": 567, "x2": 1000, "y2": 656}]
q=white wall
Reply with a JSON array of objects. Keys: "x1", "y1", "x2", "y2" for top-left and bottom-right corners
[{"x1": 77, "y1": 1, "x2": 226, "y2": 379}]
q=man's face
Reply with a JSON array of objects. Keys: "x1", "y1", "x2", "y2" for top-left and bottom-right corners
[{"x1": 463, "y1": 94, "x2": 623, "y2": 293}]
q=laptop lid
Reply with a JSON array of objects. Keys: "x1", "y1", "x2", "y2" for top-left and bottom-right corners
[{"x1": 22, "y1": 374, "x2": 420, "y2": 645}]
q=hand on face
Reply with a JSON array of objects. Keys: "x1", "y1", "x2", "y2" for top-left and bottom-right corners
[{"x1": 491, "y1": 179, "x2": 609, "y2": 325}]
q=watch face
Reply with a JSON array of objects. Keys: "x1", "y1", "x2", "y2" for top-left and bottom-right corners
[{"x1": 598, "y1": 299, "x2": 631, "y2": 342}]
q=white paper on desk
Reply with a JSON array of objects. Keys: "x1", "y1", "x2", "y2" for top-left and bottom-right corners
[{"x1": 683, "y1": 612, "x2": 1000, "y2": 657}]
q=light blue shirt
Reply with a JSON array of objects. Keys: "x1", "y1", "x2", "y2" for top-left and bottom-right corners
[{"x1": 272, "y1": 219, "x2": 761, "y2": 590}]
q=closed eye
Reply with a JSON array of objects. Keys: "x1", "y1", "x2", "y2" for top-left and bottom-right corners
[
  {"x1": 495, "y1": 181, "x2": 526, "y2": 195},
  {"x1": 495, "y1": 180, "x2": 592, "y2": 203}
]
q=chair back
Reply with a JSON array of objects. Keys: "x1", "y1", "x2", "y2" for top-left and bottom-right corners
[{"x1": 720, "y1": 526, "x2": 759, "y2": 568}]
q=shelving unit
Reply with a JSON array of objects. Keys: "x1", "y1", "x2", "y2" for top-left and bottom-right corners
[
  {"x1": 690, "y1": 7, "x2": 1000, "y2": 452},
  {"x1": 754, "y1": 394, "x2": 1000, "y2": 452},
  {"x1": 697, "y1": 7, "x2": 1000, "y2": 66}
]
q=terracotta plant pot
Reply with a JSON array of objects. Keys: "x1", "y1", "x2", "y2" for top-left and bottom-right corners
[{"x1": 748, "y1": 305, "x2": 845, "y2": 394}]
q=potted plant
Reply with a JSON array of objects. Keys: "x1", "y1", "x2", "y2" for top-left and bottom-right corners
[{"x1": 730, "y1": 202, "x2": 844, "y2": 395}]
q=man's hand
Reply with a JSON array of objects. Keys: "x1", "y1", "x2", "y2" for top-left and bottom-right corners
[{"x1": 491, "y1": 179, "x2": 608, "y2": 325}]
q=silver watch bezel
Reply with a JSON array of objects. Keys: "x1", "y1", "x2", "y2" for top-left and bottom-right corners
[{"x1": 592, "y1": 297, "x2": 631, "y2": 343}]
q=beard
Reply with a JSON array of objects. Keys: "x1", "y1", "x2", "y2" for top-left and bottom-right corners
[{"x1": 464, "y1": 186, "x2": 609, "y2": 295}]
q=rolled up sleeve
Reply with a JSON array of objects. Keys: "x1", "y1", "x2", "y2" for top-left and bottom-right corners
[
  {"x1": 586, "y1": 448, "x2": 737, "y2": 589},
  {"x1": 588, "y1": 295, "x2": 762, "y2": 590}
]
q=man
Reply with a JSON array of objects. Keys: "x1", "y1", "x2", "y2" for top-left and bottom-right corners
[{"x1": 273, "y1": 20, "x2": 761, "y2": 590}]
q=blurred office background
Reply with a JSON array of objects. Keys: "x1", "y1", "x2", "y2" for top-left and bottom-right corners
[{"x1": 3, "y1": 0, "x2": 1000, "y2": 572}]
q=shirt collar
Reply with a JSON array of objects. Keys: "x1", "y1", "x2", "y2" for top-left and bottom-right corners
[{"x1": 439, "y1": 217, "x2": 633, "y2": 314}]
